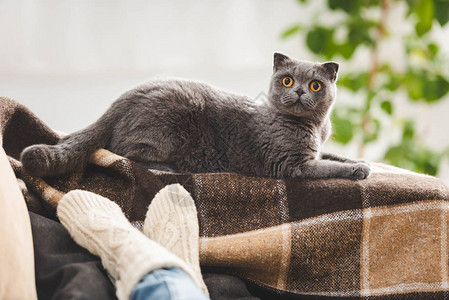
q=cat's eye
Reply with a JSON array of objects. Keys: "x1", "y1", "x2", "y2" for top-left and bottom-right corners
[
  {"x1": 310, "y1": 81, "x2": 321, "y2": 92},
  {"x1": 282, "y1": 77, "x2": 293, "y2": 87}
]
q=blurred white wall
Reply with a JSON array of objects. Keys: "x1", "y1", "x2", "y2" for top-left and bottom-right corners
[
  {"x1": 0, "y1": 0, "x2": 448, "y2": 183},
  {"x1": 0, "y1": 0, "x2": 313, "y2": 132}
]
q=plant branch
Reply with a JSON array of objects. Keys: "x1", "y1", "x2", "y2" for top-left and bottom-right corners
[{"x1": 358, "y1": 0, "x2": 390, "y2": 158}]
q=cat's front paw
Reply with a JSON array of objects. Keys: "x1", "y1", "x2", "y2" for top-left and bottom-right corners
[
  {"x1": 355, "y1": 159, "x2": 371, "y2": 168},
  {"x1": 351, "y1": 162, "x2": 371, "y2": 180}
]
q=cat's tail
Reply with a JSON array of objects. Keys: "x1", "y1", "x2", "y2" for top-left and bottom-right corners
[{"x1": 20, "y1": 112, "x2": 113, "y2": 177}]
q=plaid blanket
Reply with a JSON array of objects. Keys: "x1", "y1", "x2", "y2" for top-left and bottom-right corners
[{"x1": 2, "y1": 97, "x2": 449, "y2": 299}]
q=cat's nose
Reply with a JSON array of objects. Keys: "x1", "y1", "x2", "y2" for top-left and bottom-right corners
[{"x1": 296, "y1": 89, "x2": 304, "y2": 97}]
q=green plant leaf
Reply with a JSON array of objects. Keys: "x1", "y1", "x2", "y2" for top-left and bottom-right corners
[
  {"x1": 435, "y1": 0, "x2": 449, "y2": 26},
  {"x1": 384, "y1": 75, "x2": 399, "y2": 91},
  {"x1": 422, "y1": 75, "x2": 449, "y2": 102},
  {"x1": 281, "y1": 25, "x2": 301, "y2": 39},
  {"x1": 328, "y1": 0, "x2": 358, "y2": 13},
  {"x1": 427, "y1": 42, "x2": 439, "y2": 58},
  {"x1": 346, "y1": 17, "x2": 376, "y2": 47},
  {"x1": 403, "y1": 72, "x2": 425, "y2": 101},
  {"x1": 383, "y1": 128, "x2": 442, "y2": 176},
  {"x1": 331, "y1": 111, "x2": 355, "y2": 144},
  {"x1": 338, "y1": 43, "x2": 357, "y2": 59},
  {"x1": 338, "y1": 72, "x2": 369, "y2": 92},
  {"x1": 380, "y1": 100, "x2": 393, "y2": 115},
  {"x1": 402, "y1": 121, "x2": 415, "y2": 141},
  {"x1": 402, "y1": 70, "x2": 449, "y2": 103},
  {"x1": 384, "y1": 144, "x2": 410, "y2": 167},
  {"x1": 306, "y1": 26, "x2": 334, "y2": 57},
  {"x1": 413, "y1": 0, "x2": 434, "y2": 36}
]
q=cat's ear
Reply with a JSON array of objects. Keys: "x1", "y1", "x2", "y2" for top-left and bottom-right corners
[
  {"x1": 322, "y1": 62, "x2": 339, "y2": 82},
  {"x1": 273, "y1": 52, "x2": 291, "y2": 72}
]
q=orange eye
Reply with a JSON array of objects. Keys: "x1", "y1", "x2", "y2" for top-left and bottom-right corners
[
  {"x1": 310, "y1": 81, "x2": 321, "y2": 92},
  {"x1": 282, "y1": 77, "x2": 293, "y2": 87}
]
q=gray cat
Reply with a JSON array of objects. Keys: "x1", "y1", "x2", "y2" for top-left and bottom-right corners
[{"x1": 21, "y1": 53, "x2": 371, "y2": 179}]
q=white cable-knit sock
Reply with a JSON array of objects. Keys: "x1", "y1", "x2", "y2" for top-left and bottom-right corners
[
  {"x1": 57, "y1": 190, "x2": 204, "y2": 300},
  {"x1": 144, "y1": 184, "x2": 208, "y2": 295}
]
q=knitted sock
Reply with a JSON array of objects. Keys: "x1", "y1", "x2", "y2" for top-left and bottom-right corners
[
  {"x1": 144, "y1": 184, "x2": 208, "y2": 295},
  {"x1": 57, "y1": 190, "x2": 204, "y2": 300}
]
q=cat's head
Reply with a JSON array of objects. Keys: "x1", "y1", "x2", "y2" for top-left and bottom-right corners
[{"x1": 268, "y1": 52, "x2": 339, "y2": 120}]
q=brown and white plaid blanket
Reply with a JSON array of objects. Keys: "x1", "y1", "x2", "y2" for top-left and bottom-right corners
[{"x1": 2, "y1": 97, "x2": 449, "y2": 299}]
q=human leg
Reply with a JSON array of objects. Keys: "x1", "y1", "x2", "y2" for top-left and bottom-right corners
[
  {"x1": 57, "y1": 190, "x2": 207, "y2": 300},
  {"x1": 131, "y1": 268, "x2": 208, "y2": 300},
  {"x1": 144, "y1": 184, "x2": 208, "y2": 294}
]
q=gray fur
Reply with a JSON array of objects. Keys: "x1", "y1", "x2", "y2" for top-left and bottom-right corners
[{"x1": 21, "y1": 53, "x2": 371, "y2": 179}]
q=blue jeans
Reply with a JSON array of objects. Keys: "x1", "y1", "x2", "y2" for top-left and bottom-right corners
[{"x1": 130, "y1": 267, "x2": 209, "y2": 300}]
